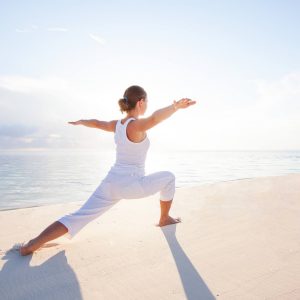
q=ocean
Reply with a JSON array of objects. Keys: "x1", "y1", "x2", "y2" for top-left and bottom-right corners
[{"x1": 0, "y1": 149, "x2": 299, "y2": 211}]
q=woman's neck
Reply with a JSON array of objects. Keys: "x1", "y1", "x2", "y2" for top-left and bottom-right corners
[{"x1": 126, "y1": 113, "x2": 139, "y2": 119}]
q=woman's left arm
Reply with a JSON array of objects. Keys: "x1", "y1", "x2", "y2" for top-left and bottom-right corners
[{"x1": 68, "y1": 119, "x2": 117, "y2": 132}]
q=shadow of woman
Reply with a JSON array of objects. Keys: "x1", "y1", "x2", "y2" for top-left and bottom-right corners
[
  {"x1": 161, "y1": 225, "x2": 216, "y2": 300},
  {"x1": 0, "y1": 249, "x2": 82, "y2": 300}
]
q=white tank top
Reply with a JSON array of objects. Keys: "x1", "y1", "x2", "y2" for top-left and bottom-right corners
[{"x1": 110, "y1": 117, "x2": 150, "y2": 174}]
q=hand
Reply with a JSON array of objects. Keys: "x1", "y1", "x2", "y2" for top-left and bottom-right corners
[
  {"x1": 68, "y1": 120, "x2": 82, "y2": 125},
  {"x1": 173, "y1": 98, "x2": 196, "y2": 110}
]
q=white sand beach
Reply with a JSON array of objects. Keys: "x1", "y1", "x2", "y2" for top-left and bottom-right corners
[{"x1": 0, "y1": 174, "x2": 300, "y2": 300}]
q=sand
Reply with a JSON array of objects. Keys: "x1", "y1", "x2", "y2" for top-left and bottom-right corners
[{"x1": 0, "y1": 173, "x2": 300, "y2": 300}]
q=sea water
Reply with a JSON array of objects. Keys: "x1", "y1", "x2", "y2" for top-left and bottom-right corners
[{"x1": 0, "y1": 149, "x2": 299, "y2": 210}]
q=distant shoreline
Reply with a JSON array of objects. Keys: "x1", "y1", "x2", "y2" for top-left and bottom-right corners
[{"x1": 1, "y1": 148, "x2": 300, "y2": 153}]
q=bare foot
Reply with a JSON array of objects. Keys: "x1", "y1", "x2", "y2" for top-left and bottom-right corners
[
  {"x1": 19, "y1": 239, "x2": 38, "y2": 256},
  {"x1": 156, "y1": 216, "x2": 181, "y2": 227}
]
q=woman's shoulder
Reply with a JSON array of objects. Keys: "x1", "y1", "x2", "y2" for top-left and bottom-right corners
[
  {"x1": 127, "y1": 116, "x2": 157, "y2": 132},
  {"x1": 107, "y1": 120, "x2": 118, "y2": 132},
  {"x1": 126, "y1": 119, "x2": 147, "y2": 143}
]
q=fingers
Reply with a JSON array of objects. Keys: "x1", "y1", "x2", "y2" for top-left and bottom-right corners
[
  {"x1": 180, "y1": 98, "x2": 195, "y2": 103},
  {"x1": 177, "y1": 98, "x2": 196, "y2": 108}
]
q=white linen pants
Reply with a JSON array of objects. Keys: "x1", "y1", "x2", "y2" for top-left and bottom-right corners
[{"x1": 57, "y1": 168, "x2": 175, "y2": 239}]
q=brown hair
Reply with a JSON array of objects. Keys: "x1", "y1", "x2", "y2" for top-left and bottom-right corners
[{"x1": 118, "y1": 85, "x2": 147, "y2": 114}]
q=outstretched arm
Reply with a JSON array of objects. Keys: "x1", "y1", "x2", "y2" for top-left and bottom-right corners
[
  {"x1": 68, "y1": 119, "x2": 117, "y2": 132},
  {"x1": 131, "y1": 98, "x2": 196, "y2": 131}
]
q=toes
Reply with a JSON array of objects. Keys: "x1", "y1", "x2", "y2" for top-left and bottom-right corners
[
  {"x1": 18, "y1": 241, "x2": 33, "y2": 256},
  {"x1": 11, "y1": 242, "x2": 25, "y2": 255},
  {"x1": 155, "y1": 216, "x2": 182, "y2": 227},
  {"x1": 172, "y1": 217, "x2": 181, "y2": 223},
  {"x1": 12, "y1": 242, "x2": 24, "y2": 250},
  {"x1": 19, "y1": 247, "x2": 31, "y2": 256}
]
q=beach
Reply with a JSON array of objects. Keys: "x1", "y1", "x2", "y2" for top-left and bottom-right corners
[{"x1": 1, "y1": 173, "x2": 300, "y2": 299}]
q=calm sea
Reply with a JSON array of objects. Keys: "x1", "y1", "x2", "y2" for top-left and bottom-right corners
[{"x1": 0, "y1": 149, "x2": 299, "y2": 211}]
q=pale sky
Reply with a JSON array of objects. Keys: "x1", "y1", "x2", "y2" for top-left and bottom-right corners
[{"x1": 1, "y1": 0, "x2": 300, "y2": 151}]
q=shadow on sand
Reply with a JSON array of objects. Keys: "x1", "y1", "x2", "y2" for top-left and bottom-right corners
[
  {"x1": 0, "y1": 249, "x2": 82, "y2": 300},
  {"x1": 161, "y1": 224, "x2": 216, "y2": 300}
]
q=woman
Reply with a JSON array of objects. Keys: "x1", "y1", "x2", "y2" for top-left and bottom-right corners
[{"x1": 19, "y1": 85, "x2": 196, "y2": 256}]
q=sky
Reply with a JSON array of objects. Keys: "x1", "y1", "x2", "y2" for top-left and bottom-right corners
[{"x1": 1, "y1": 0, "x2": 300, "y2": 151}]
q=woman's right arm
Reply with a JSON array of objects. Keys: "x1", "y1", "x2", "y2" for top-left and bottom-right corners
[
  {"x1": 132, "y1": 98, "x2": 196, "y2": 131},
  {"x1": 68, "y1": 119, "x2": 117, "y2": 132}
]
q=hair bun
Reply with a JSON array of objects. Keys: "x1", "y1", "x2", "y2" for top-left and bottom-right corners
[{"x1": 118, "y1": 85, "x2": 147, "y2": 114}]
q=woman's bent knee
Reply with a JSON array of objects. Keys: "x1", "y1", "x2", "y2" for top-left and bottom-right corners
[
  {"x1": 162, "y1": 171, "x2": 175, "y2": 182},
  {"x1": 160, "y1": 171, "x2": 175, "y2": 200}
]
